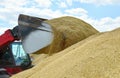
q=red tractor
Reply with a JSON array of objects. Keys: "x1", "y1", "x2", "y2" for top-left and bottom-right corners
[
  {"x1": 0, "y1": 41, "x2": 32, "y2": 77},
  {"x1": 0, "y1": 14, "x2": 52, "y2": 78}
]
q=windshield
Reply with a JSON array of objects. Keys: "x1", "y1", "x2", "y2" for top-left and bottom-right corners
[{"x1": 11, "y1": 42, "x2": 30, "y2": 66}]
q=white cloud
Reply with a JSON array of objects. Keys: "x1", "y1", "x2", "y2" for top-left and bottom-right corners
[
  {"x1": 0, "y1": 0, "x2": 28, "y2": 8},
  {"x1": 66, "y1": 0, "x2": 73, "y2": 6},
  {"x1": 0, "y1": 27, "x2": 12, "y2": 35},
  {"x1": 60, "y1": 2, "x2": 67, "y2": 8},
  {"x1": 0, "y1": 0, "x2": 120, "y2": 36},
  {"x1": 34, "y1": 0, "x2": 52, "y2": 8},
  {"x1": 80, "y1": 0, "x2": 120, "y2": 6},
  {"x1": 81, "y1": 17, "x2": 120, "y2": 32},
  {"x1": 64, "y1": 8, "x2": 120, "y2": 32},
  {"x1": 0, "y1": 0, "x2": 63, "y2": 27},
  {"x1": 97, "y1": 17, "x2": 120, "y2": 31},
  {"x1": 55, "y1": 0, "x2": 73, "y2": 7},
  {"x1": 65, "y1": 8, "x2": 88, "y2": 16}
]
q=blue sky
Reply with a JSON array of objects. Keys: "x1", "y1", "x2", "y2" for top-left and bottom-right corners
[
  {"x1": 0, "y1": 0, "x2": 120, "y2": 34},
  {"x1": 80, "y1": 4, "x2": 120, "y2": 18}
]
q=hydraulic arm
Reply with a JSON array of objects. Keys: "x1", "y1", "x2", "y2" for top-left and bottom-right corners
[{"x1": 0, "y1": 26, "x2": 20, "y2": 50}]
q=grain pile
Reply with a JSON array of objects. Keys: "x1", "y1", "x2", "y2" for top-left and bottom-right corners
[
  {"x1": 30, "y1": 16, "x2": 98, "y2": 65},
  {"x1": 35, "y1": 16, "x2": 98, "y2": 55},
  {"x1": 30, "y1": 54, "x2": 48, "y2": 65},
  {"x1": 11, "y1": 28, "x2": 120, "y2": 78}
]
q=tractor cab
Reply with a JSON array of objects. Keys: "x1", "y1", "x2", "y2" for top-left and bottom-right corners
[{"x1": 0, "y1": 41, "x2": 32, "y2": 76}]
